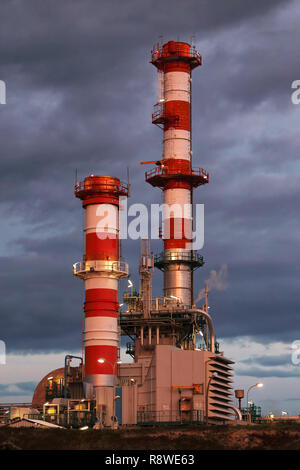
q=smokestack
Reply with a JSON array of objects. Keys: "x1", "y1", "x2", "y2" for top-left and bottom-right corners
[
  {"x1": 146, "y1": 40, "x2": 209, "y2": 307},
  {"x1": 73, "y1": 175, "x2": 129, "y2": 418}
]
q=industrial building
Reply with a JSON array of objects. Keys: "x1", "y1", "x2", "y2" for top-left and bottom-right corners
[{"x1": 28, "y1": 40, "x2": 236, "y2": 428}]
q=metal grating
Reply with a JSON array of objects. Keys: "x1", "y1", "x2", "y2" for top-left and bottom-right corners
[{"x1": 208, "y1": 355, "x2": 235, "y2": 422}]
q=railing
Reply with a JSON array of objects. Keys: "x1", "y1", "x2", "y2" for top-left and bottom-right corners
[
  {"x1": 154, "y1": 251, "x2": 204, "y2": 265},
  {"x1": 137, "y1": 409, "x2": 204, "y2": 425},
  {"x1": 0, "y1": 403, "x2": 34, "y2": 423},
  {"x1": 74, "y1": 180, "x2": 129, "y2": 196},
  {"x1": 25, "y1": 412, "x2": 97, "y2": 428},
  {"x1": 73, "y1": 260, "x2": 129, "y2": 276},
  {"x1": 152, "y1": 102, "x2": 165, "y2": 122},
  {"x1": 126, "y1": 342, "x2": 135, "y2": 358},
  {"x1": 151, "y1": 45, "x2": 202, "y2": 64},
  {"x1": 0, "y1": 402, "x2": 32, "y2": 409},
  {"x1": 145, "y1": 165, "x2": 209, "y2": 181}
]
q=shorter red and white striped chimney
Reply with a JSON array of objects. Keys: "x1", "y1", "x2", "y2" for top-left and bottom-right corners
[{"x1": 73, "y1": 175, "x2": 129, "y2": 390}]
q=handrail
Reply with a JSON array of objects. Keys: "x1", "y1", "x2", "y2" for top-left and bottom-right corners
[
  {"x1": 151, "y1": 45, "x2": 202, "y2": 63},
  {"x1": 137, "y1": 409, "x2": 204, "y2": 424},
  {"x1": 152, "y1": 102, "x2": 164, "y2": 120},
  {"x1": 73, "y1": 260, "x2": 129, "y2": 275},
  {"x1": 74, "y1": 180, "x2": 129, "y2": 195},
  {"x1": 146, "y1": 166, "x2": 209, "y2": 180},
  {"x1": 154, "y1": 251, "x2": 203, "y2": 264}
]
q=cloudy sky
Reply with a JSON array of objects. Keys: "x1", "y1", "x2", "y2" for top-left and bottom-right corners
[{"x1": 0, "y1": 0, "x2": 300, "y2": 415}]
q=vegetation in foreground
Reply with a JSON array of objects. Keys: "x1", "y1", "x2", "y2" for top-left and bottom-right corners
[{"x1": 0, "y1": 422, "x2": 300, "y2": 451}]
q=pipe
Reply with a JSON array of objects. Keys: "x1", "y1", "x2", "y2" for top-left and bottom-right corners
[
  {"x1": 64, "y1": 355, "x2": 83, "y2": 399},
  {"x1": 227, "y1": 404, "x2": 242, "y2": 421},
  {"x1": 189, "y1": 309, "x2": 215, "y2": 353}
]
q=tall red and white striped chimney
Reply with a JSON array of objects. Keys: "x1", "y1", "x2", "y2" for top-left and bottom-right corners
[
  {"x1": 73, "y1": 175, "x2": 129, "y2": 418},
  {"x1": 146, "y1": 40, "x2": 209, "y2": 307}
]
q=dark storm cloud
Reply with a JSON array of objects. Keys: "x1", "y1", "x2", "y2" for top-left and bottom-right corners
[
  {"x1": 0, "y1": 253, "x2": 82, "y2": 352},
  {"x1": 0, "y1": 0, "x2": 299, "y2": 352},
  {"x1": 241, "y1": 354, "x2": 292, "y2": 367}
]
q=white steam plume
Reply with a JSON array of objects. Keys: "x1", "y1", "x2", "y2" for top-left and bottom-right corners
[{"x1": 196, "y1": 264, "x2": 229, "y2": 304}]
